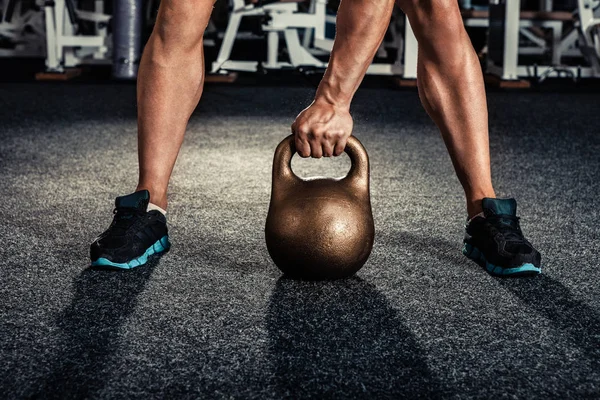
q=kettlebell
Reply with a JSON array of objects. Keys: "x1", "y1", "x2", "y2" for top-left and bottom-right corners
[{"x1": 265, "y1": 134, "x2": 375, "y2": 280}]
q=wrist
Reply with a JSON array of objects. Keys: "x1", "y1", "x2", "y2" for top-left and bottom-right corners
[{"x1": 314, "y1": 80, "x2": 352, "y2": 111}]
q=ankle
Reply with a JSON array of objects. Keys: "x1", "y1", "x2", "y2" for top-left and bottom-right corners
[
  {"x1": 466, "y1": 192, "x2": 495, "y2": 219},
  {"x1": 467, "y1": 205, "x2": 482, "y2": 220},
  {"x1": 136, "y1": 185, "x2": 168, "y2": 210}
]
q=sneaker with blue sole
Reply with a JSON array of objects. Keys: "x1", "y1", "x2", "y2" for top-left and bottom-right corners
[
  {"x1": 90, "y1": 190, "x2": 170, "y2": 269},
  {"x1": 463, "y1": 198, "x2": 541, "y2": 277}
]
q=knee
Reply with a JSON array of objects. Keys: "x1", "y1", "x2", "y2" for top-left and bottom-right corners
[
  {"x1": 152, "y1": 1, "x2": 213, "y2": 50},
  {"x1": 397, "y1": 0, "x2": 464, "y2": 41}
]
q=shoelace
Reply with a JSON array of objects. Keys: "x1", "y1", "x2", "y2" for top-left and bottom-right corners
[
  {"x1": 109, "y1": 206, "x2": 146, "y2": 235},
  {"x1": 486, "y1": 214, "x2": 524, "y2": 241}
]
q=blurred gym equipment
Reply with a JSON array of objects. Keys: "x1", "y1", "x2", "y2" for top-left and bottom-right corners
[
  {"x1": 401, "y1": 1, "x2": 600, "y2": 82},
  {"x1": 576, "y1": 0, "x2": 600, "y2": 74},
  {"x1": 211, "y1": 0, "x2": 327, "y2": 73},
  {"x1": 1, "y1": 0, "x2": 599, "y2": 82},
  {"x1": 210, "y1": 0, "x2": 404, "y2": 76},
  {"x1": 0, "y1": 0, "x2": 45, "y2": 57},
  {"x1": 42, "y1": 0, "x2": 110, "y2": 73},
  {"x1": 112, "y1": 0, "x2": 142, "y2": 79},
  {"x1": 484, "y1": 0, "x2": 600, "y2": 82}
]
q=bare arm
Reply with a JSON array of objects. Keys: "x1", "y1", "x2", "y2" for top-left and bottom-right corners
[
  {"x1": 317, "y1": 0, "x2": 395, "y2": 108},
  {"x1": 292, "y1": 0, "x2": 395, "y2": 157}
]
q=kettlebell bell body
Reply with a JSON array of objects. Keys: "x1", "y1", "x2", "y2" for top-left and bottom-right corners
[{"x1": 265, "y1": 135, "x2": 374, "y2": 280}]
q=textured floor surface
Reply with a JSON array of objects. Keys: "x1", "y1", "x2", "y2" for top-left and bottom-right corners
[{"x1": 0, "y1": 82, "x2": 599, "y2": 399}]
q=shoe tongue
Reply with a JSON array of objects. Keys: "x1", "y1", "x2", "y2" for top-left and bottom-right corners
[
  {"x1": 482, "y1": 198, "x2": 517, "y2": 217},
  {"x1": 115, "y1": 190, "x2": 150, "y2": 211}
]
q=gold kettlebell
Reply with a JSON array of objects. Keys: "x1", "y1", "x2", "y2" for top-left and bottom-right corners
[{"x1": 265, "y1": 134, "x2": 375, "y2": 280}]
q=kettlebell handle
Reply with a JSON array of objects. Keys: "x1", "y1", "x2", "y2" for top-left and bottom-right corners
[{"x1": 271, "y1": 134, "x2": 370, "y2": 192}]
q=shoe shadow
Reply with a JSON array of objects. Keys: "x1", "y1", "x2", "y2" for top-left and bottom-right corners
[
  {"x1": 265, "y1": 277, "x2": 444, "y2": 398},
  {"x1": 32, "y1": 258, "x2": 161, "y2": 398},
  {"x1": 497, "y1": 275, "x2": 600, "y2": 368},
  {"x1": 394, "y1": 230, "x2": 600, "y2": 369}
]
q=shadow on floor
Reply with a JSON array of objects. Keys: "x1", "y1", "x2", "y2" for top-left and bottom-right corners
[
  {"x1": 395, "y1": 230, "x2": 600, "y2": 369},
  {"x1": 32, "y1": 258, "x2": 161, "y2": 398},
  {"x1": 498, "y1": 275, "x2": 600, "y2": 368},
  {"x1": 265, "y1": 277, "x2": 444, "y2": 398}
]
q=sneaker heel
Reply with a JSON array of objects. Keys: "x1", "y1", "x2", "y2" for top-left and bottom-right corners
[
  {"x1": 463, "y1": 243, "x2": 483, "y2": 261},
  {"x1": 462, "y1": 243, "x2": 473, "y2": 258}
]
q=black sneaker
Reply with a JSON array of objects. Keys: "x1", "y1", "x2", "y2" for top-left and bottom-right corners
[
  {"x1": 90, "y1": 190, "x2": 170, "y2": 269},
  {"x1": 462, "y1": 198, "x2": 541, "y2": 276}
]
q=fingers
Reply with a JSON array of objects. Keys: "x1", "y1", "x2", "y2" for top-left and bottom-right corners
[
  {"x1": 293, "y1": 122, "x2": 328, "y2": 159},
  {"x1": 291, "y1": 104, "x2": 352, "y2": 158},
  {"x1": 309, "y1": 139, "x2": 323, "y2": 159},
  {"x1": 322, "y1": 140, "x2": 335, "y2": 158},
  {"x1": 333, "y1": 137, "x2": 347, "y2": 157},
  {"x1": 292, "y1": 122, "x2": 311, "y2": 158},
  {"x1": 294, "y1": 128, "x2": 345, "y2": 158}
]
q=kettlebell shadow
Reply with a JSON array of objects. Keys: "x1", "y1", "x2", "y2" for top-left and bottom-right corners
[{"x1": 265, "y1": 277, "x2": 443, "y2": 398}]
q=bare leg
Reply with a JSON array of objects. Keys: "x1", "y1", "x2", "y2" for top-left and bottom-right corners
[
  {"x1": 135, "y1": 0, "x2": 214, "y2": 209},
  {"x1": 398, "y1": 0, "x2": 495, "y2": 218}
]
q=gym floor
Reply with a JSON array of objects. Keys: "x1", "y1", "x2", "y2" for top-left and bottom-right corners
[{"x1": 0, "y1": 79, "x2": 599, "y2": 398}]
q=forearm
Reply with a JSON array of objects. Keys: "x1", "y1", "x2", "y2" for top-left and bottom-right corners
[{"x1": 315, "y1": 0, "x2": 394, "y2": 109}]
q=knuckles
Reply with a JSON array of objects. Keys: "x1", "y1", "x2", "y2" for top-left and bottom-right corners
[
  {"x1": 291, "y1": 107, "x2": 351, "y2": 158},
  {"x1": 294, "y1": 123, "x2": 310, "y2": 137},
  {"x1": 294, "y1": 140, "x2": 311, "y2": 158}
]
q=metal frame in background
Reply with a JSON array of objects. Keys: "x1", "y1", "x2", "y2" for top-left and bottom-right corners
[
  {"x1": 0, "y1": 0, "x2": 46, "y2": 57},
  {"x1": 43, "y1": 0, "x2": 110, "y2": 72},
  {"x1": 10, "y1": 0, "x2": 598, "y2": 81},
  {"x1": 484, "y1": 0, "x2": 600, "y2": 81},
  {"x1": 211, "y1": 0, "x2": 404, "y2": 76},
  {"x1": 576, "y1": 0, "x2": 600, "y2": 74},
  {"x1": 211, "y1": 0, "x2": 327, "y2": 74},
  {"x1": 401, "y1": 2, "x2": 600, "y2": 82}
]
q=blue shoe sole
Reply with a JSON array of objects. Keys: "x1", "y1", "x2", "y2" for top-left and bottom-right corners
[
  {"x1": 91, "y1": 235, "x2": 170, "y2": 270},
  {"x1": 462, "y1": 242, "x2": 541, "y2": 276}
]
